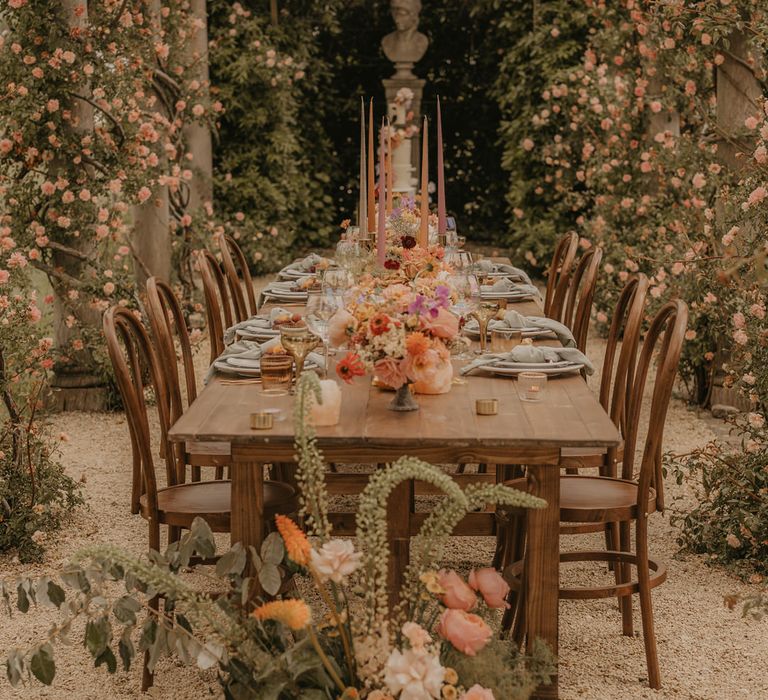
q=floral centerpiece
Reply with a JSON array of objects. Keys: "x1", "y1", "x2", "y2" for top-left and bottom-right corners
[
  {"x1": 380, "y1": 200, "x2": 447, "y2": 282},
  {"x1": 2, "y1": 373, "x2": 553, "y2": 700},
  {"x1": 330, "y1": 281, "x2": 459, "y2": 403}
]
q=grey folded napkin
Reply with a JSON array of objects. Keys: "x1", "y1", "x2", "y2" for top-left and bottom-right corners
[
  {"x1": 474, "y1": 260, "x2": 532, "y2": 285},
  {"x1": 283, "y1": 253, "x2": 326, "y2": 272},
  {"x1": 223, "y1": 307, "x2": 290, "y2": 345},
  {"x1": 490, "y1": 310, "x2": 575, "y2": 348},
  {"x1": 206, "y1": 339, "x2": 264, "y2": 381},
  {"x1": 206, "y1": 336, "x2": 323, "y2": 382},
  {"x1": 487, "y1": 277, "x2": 541, "y2": 297},
  {"x1": 460, "y1": 344, "x2": 594, "y2": 376}
]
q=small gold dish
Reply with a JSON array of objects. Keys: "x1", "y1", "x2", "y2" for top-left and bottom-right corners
[
  {"x1": 250, "y1": 412, "x2": 274, "y2": 430},
  {"x1": 475, "y1": 398, "x2": 498, "y2": 416}
]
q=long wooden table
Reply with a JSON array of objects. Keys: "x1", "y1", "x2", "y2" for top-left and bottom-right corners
[{"x1": 168, "y1": 297, "x2": 620, "y2": 699}]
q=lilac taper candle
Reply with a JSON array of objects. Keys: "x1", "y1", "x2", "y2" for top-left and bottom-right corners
[{"x1": 376, "y1": 118, "x2": 386, "y2": 267}]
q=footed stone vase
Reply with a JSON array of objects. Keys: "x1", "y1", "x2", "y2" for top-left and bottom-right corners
[{"x1": 389, "y1": 383, "x2": 419, "y2": 412}]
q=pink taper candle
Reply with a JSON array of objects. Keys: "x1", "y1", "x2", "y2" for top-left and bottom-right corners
[
  {"x1": 437, "y1": 96, "x2": 447, "y2": 236},
  {"x1": 418, "y1": 116, "x2": 429, "y2": 247},
  {"x1": 367, "y1": 99, "x2": 375, "y2": 233},
  {"x1": 376, "y1": 118, "x2": 386, "y2": 267},
  {"x1": 386, "y1": 121, "x2": 393, "y2": 215}
]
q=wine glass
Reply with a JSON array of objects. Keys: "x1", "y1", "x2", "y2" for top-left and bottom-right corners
[
  {"x1": 322, "y1": 268, "x2": 354, "y2": 304},
  {"x1": 280, "y1": 326, "x2": 321, "y2": 390},
  {"x1": 447, "y1": 273, "x2": 476, "y2": 360},
  {"x1": 445, "y1": 249, "x2": 473, "y2": 273},
  {"x1": 305, "y1": 293, "x2": 339, "y2": 377}
]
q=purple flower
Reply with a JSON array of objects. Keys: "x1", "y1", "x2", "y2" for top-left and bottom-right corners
[
  {"x1": 408, "y1": 295, "x2": 428, "y2": 315},
  {"x1": 434, "y1": 285, "x2": 451, "y2": 308}
]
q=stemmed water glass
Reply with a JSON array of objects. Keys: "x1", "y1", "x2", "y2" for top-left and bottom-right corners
[
  {"x1": 305, "y1": 292, "x2": 340, "y2": 377},
  {"x1": 322, "y1": 268, "x2": 355, "y2": 304},
  {"x1": 448, "y1": 272, "x2": 480, "y2": 360},
  {"x1": 445, "y1": 249, "x2": 473, "y2": 273},
  {"x1": 280, "y1": 325, "x2": 321, "y2": 391},
  {"x1": 471, "y1": 301, "x2": 500, "y2": 355}
]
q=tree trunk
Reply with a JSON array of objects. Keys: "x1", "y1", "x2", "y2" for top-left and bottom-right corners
[
  {"x1": 182, "y1": 0, "x2": 213, "y2": 215},
  {"x1": 49, "y1": 0, "x2": 108, "y2": 412},
  {"x1": 710, "y1": 30, "x2": 762, "y2": 412},
  {"x1": 132, "y1": 0, "x2": 171, "y2": 286}
]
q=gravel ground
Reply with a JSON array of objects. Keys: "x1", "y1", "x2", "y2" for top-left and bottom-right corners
[{"x1": 1, "y1": 327, "x2": 766, "y2": 700}]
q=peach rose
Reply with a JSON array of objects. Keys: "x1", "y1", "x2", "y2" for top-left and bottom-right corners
[
  {"x1": 461, "y1": 684, "x2": 495, "y2": 699},
  {"x1": 328, "y1": 308, "x2": 355, "y2": 347},
  {"x1": 374, "y1": 356, "x2": 408, "y2": 390},
  {"x1": 437, "y1": 569, "x2": 476, "y2": 611},
  {"x1": 421, "y1": 307, "x2": 459, "y2": 339},
  {"x1": 437, "y1": 609, "x2": 492, "y2": 656},
  {"x1": 468, "y1": 568, "x2": 510, "y2": 609},
  {"x1": 404, "y1": 347, "x2": 453, "y2": 395}
]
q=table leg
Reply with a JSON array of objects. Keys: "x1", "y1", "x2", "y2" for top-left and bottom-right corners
[
  {"x1": 230, "y1": 461, "x2": 264, "y2": 588},
  {"x1": 526, "y1": 464, "x2": 560, "y2": 700},
  {"x1": 387, "y1": 477, "x2": 414, "y2": 611}
]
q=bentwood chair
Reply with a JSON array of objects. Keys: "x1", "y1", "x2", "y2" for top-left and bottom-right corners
[
  {"x1": 561, "y1": 246, "x2": 603, "y2": 354},
  {"x1": 145, "y1": 277, "x2": 226, "y2": 482},
  {"x1": 197, "y1": 249, "x2": 237, "y2": 364},
  {"x1": 218, "y1": 233, "x2": 258, "y2": 322},
  {"x1": 498, "y1": 298, "x2": 688, "y2": 690},
  {"x1": 543, "y1": 231, "x2": 579, "y2": 322},
  {"x1": 103, "y1": 306, "x2": 298, "y2": 690}
]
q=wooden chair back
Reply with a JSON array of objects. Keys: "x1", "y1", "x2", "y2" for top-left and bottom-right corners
[
  {"x1": 544, "y1": 231, "x2": 579, "y2": 322},
  {"x1": 103, "y1": 306, "x2": 181, "y2": 522},
  {"x1": 145, "y1": 277, "x2": 197, "y2": 416},
  {"x1": 600, "y1": 274, "x2": 649, "y2": 441},
  {"x1": 562, "y1": 246, "x2": 603, "y2": 353},
  {"x1": 621, "y1": 299, "x2": 688, "y2": 513},
  {"x1": 218, "y1": 234, "x2": 258, "y2": 322},
  {"x1": 197, "y1": 249, "x2": 236, "y2": 364}
]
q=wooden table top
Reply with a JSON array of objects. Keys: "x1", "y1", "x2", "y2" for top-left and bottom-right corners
[{"x1": 168, "y1": 298, "x2": 620, "y2": 460}]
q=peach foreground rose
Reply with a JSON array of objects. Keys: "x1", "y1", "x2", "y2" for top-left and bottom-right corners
[
  {"x1": 461, "y1": 684, "x2": 495, "y2": 699},
  {"x1": 437, "y1": 569, "x2": 477, "y2": 611},
  {"x1": 468, "y1": 568, "x2": 510, "y2": 609},
  {"x1": 328, "y1": 308, "x2": 355, "y2": 347},
  {"x1": 404, "y1": 347, "x2": 453, "y2": 395},
  {"x1": 437, "y1": 608, "x2": 492, "y2": 656},
  {"x1": 374, "y1": 356, "x2": 408, "y2": 390},
  {"x1": 421, "y1": 306, "x2": 459, "y2": 339}
]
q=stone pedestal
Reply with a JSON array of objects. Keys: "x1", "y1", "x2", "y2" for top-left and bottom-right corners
[{"x1": 383, "y1": 78, "x2": 425, "y2": 191}]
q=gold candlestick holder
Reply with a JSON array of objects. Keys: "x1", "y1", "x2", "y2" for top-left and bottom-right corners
[{"x1": 470, "y1": 302, "x2": 500, "y2": 354}]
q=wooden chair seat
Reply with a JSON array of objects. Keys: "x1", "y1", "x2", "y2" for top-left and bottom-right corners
[
  {"x1": 139, "y1": 480, "x2": 297, "y2": 532},
  {"x1": 560, "y1": 443, "x2": 624, "y2": 469},
  {"x1": 505, "y1": 475, "x2": 657, "y2": 523}
]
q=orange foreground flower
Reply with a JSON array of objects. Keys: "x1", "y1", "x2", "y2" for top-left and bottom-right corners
[
  {"x1": 336, "y1": 351, "x2": 366, "y2": 384},
  {"x1": 252, "y1": 599, "x2": 311, "y2": 630},
  {"x1": 275, "y1": 514, "x2": 310, "y2": 566}
]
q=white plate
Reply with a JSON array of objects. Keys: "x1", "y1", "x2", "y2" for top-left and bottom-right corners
[
  {"x1": 479, "y1": 361, "x2": 584, "y2": 377},
  {"x1": 278, "y1": 268, "x2": 314, "y2": 279},
  {"x1": 463, "y1": 322, "x2": 552, "y2": 339},
  {"x1": 213, "y1": 356, "x2": 319, "y2": 378},
  {"x1": 480, "y1": 290, "x2": 535, "y2": 300},
  {"x1": 264, "y1": 290, "x2": 308, "y2": 301},
  {"x1": 237, "y1": 326, "x2": 280, "y2": 341}
]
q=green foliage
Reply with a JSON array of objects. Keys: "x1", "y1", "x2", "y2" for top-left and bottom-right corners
[
  {"x1": 0, "y1": 430, "x2": 82, "y2": 561},
  {"x1": 208, "y1": 0, "x2": 343, "y2": 273},
  {"x1": 442, "y1": 638, "x2": 555, "y2": 700},
  {"x1": 667, "y1": 417, "x2": 768, "y2": 579}
]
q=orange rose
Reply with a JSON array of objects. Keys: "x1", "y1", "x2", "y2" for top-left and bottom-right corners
[{"x1": 437, "y1": 608, "x2": 492, "y2": 656}]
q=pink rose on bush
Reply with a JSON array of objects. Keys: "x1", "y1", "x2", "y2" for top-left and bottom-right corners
[
  {"x1": 437, "y1": 609, "x2": 492, "y2": 656},
  {"x1": 461, "y1": 685, "x2": 495, "y2": 700},
  {"x1": 468, "y1": 568, "x2": 510, "y2": 609},
  {"x1": 437, "y1": 569, "x2": 476, "y2": 611}
]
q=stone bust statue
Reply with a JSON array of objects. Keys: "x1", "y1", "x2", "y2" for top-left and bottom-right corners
[{"x1": 381, "y1": 0, "x2": 429, "y2": 79}]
